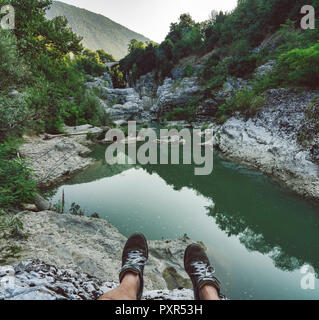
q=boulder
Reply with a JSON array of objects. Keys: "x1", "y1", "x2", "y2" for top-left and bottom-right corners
[
  {"x1": 106, "y1": 101, "x2": 144, "y2": 121},
  {"x1": 101, "y1": 87, "x2": 145, "y2": 121},
  {"x1": 156, "y1": 77, "x2": 202, "y2": 115},
  {"x1": 134, "y1": 72, "x2": 158, "y2": 98},
  {"x1": 254, "y1": 60, "x2": 276, "y2": 78},
  {"x1": 196, "y1": 98, "x2": 219, "y2": 117},
  {"x1": 85, "y1": 72, "x2": 113, "y2": 90},
  {"x1": 113, "y1": 119, "x2": 128, "y2": 127},
  {"x1": 63, "y1": 125, "x2": 104, "y2": 136}
]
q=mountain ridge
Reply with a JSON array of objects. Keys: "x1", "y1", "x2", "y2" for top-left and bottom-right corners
[{"x1": 46, "y1": 1, "x2": 150, "y2": 59}]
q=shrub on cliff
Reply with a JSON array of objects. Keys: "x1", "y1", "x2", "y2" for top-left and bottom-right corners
[
  {"x1": 162, "y1": 98, "x2": 200, "y2": 123},
  {"x1": 276, "y1": 42, "x2": 319, "y2": 87},
  {"x1": 75, "y1": 49, "x2": 106, "y2": 77},
  {"x1": 75, "y1": 56, "x2": 105, "y2": 77},
  {"x1": 217, "y1": 88, "x2": 266, "y2": 121},
  {"x1": 78, "y1": 92, "x2": 110, "y2": 127}
]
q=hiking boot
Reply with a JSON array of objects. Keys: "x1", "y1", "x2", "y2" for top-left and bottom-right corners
[
  {"x1": 119, "y1": 233, "x2": 148, "y2": 300},
  {"x1": 184, "y1": 244, "x2": 221, "y2": 300}
]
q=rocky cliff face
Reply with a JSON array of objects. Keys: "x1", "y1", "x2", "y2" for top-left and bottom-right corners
[
  {"x1": 214, "y1": 88, "x2": 319, "y2": 200},
  {"x1": 155, "y1": 77, "x2": 202, "y2": 115},
  {"x1": 87, "y1": 71, "x2": 155, "y2": 123}
]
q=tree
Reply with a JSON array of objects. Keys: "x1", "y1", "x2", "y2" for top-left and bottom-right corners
[
  {"x1": 177, "y1": 13, "x2": 195, "y2": 30},
  {"x1": 83, "y1": 49, "x2": 100, "y2": 62},
  {"x1": 208, "y1": 10, "x2": 218, "y2": 24},
  {"x1": 166, "y1": 13, "x2": 196, "y2": 43},
  {"x1": 0, "y1": 0, "x2": 82, "y2": 59},
  {"x1": 128, "y1": 39, "x2": 145, "y2": 54},
  {"x1": 96, "y1": 49, "x2": 115, "y2": 63},
  {"x1": 0, "y1": 29, "x2": 28, "y2": 89}
]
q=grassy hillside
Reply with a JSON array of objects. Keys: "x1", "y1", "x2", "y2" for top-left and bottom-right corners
[{"x1": 46, "y1": 1, "x2": 150, "y2": 59}]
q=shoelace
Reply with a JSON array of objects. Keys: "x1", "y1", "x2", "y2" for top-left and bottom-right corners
[
  {"x1": 191, "y1": 261, "x2": 228, "y2": 300},
  {"x1": 190, "y1": 261, "x2": 220, "y2": 285},
  {"x1": 124, "y1": 250, "x2": 147, "y2": 270}
]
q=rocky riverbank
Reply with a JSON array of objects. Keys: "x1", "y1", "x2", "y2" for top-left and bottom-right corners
[
  {"x1": 214, "y1": 88, "x2": 319, "y2": 200},
  {"x1": 1, "y1": 210, "x2": 197, "y2": 300},
  {"x1": 19, "y1": 125, "x2": 104, "y2": 188}
]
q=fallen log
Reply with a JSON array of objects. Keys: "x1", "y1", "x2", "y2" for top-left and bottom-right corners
[
  {"x1": 43, "y1": 126, "x2": 110, "y2": 140},
  {"x1": 44, "y1": 132, "x2": 96, "y2": 140}
]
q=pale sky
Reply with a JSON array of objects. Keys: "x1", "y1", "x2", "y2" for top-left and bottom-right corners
[{"x1": 59, "y1": 0, "x2": 238, "y2": 43}]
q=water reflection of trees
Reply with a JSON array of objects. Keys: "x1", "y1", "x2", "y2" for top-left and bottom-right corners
[
  {"x1": 143, "y1": 159, "x2": 319, "y2": 277},
  {"x1": 62, "y1": 145, "x2": 319, "y2": 277},
  {"x1": 207, "y1": 206, "x2": 308, "y2": 274}
]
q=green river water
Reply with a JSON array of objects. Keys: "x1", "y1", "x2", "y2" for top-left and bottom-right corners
[{"x1": 49, "y1": 144, "x2": 319, "y2": 300}]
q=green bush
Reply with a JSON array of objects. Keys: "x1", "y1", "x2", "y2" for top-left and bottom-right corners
[
  {"x1": 69, "y1": 202, "x2": 85, "y2": 216},
  {"x1": 217, "y1": 88, "x2": 266, "y2": 121},
  {"x1": 0, "y1": 94, "x2": 31, "y2": 140},
  {"x1": 96, "y1": 49, "x2": 115, "y2": 63},
  {"x1": 79, "y1": 91, "x2": 111, "y2": 127},
  {"x1": 0, "y1": 143, "x2": 37, "y2": 209},
  {"x1": 251, "y1": 73, "x2": 276, "y2": 95},
  {"x1": 0, "y1": 210, "x2": 25, "y2": 240},
  {"x1": 0, "y1": 208, "x2": 25, "y2": 263},
  {"x1": 24, "y1": 54, "x2": 109, "y2": 133},
  {"x1": 110, "y1": 65, "x2": 126, "y2": 88},
  {"x1": 252, "y1": 41, "x2": 319, "y2": 93},
  {"x1": 202, "y1": 61, "x2": 228, "y2": 92},
  {"x1": 25, "y1": 81, "x2": 68, "y2": 134},
  {"x1": 276, "y1": 42, "x2": 319, "y2": 87},
  {"x1": 75, "y1": 56, "x2": 105, "y2": 77},
  {"x1": 163, "y1": 98, "x2": 199, "y2": 122},
  {"x1": 184, "y1": 64, "x2": 194, "y2": 77},
  {"x1": 226, "y1": 54, "x2": 257, "y2": 78}
]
